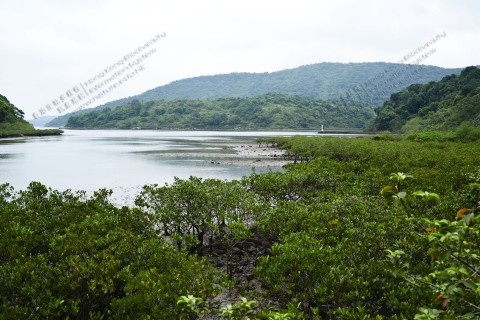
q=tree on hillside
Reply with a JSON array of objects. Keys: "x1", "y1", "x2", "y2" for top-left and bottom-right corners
[
  {"x1": 370, "y1": 66, "x2": 480, "y2": 132},
  {"x1": 0, "y1": 94, "x2": 25, "y2": 123}
]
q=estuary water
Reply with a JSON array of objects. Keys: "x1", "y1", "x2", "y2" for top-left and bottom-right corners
[{"x1": 0, "y1": 130, "x2": 316, "y2": 205}]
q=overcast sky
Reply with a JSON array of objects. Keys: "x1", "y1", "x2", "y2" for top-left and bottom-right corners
[{"x1": 1, "y1": 0, "x2": 479, "y2": 119}]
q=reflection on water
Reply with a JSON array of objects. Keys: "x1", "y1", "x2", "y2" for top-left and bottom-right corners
[
  {"x1": 0, "y1": 130, "x2": 317, "y2": 205},
  {"x1": 0, "y1": 153, "x2": 21, "y2": 159}
]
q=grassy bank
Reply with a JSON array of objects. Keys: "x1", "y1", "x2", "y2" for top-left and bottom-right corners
[{"x1": 0, "y1": 121, "x2": 63, "y2": 138}]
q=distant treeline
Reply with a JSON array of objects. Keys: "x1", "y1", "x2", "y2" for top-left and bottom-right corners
[
  {"x1": 65, "y1": 93, "x2": 375, "y2": 130},
  {"x1": 46, "y1": 62, "x2": 463, "y2": 127}
]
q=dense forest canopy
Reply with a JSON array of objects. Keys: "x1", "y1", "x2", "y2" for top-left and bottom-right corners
[
  {"x1": 0, "y1": 94, "x2": 25, "y2": 123},
  {"x1": 65, "y1": 93, "x2": 374, "y2": 130},
  {"x1": 0, "y1": 94, "x2": 62, "y2": 137},
  {"x1": 46, "y1": 62, "x2": 463, "y2": 127},
  {"x1": 370, "y1": 66, "x2": 480, "y2": 132}
]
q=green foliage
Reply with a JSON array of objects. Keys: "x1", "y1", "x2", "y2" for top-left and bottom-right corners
[
  {"x1": 135, "y1": 177, "x2": 262, "y2": 252},
  {"x1": 405, "y1": 124, "x2": 480, "y2": 143},
  {"x1": 0, "y1": 94, "x2": 63, "y2": 137},
  {"x1": 47, "y1": 62, "x2": 463, "y2": 127},
  {"x1": 384, "y1": 173, "x2": 480, "y2": 319},
  {"x1": 0, "y1": 94, "x2": 35, "y2": 136},
  {"x1": 2, "y1": 135, "x2": 480, "y2": 319},
  {"x1": 256, "y1": 232, "x2": 340, "y2": 304},
  {"x1": 333, "y1": 306, "x2": 384, "y2": 320},
  {"x1": 251, "y1": 136, "x2": 479, "y2": 318},
  {"x1": 372, "y1": 131, "x2": 403, "y2": 141},
  {"x1": 177, "y1": 295, "x2": 205, "y2": 319},
  {"x1": 0, "y1": 126, "x2": 63, "y2": 138},
  {"x1": 372, "y1": 66, "x2": 480, "y2": 133},
  {"x1": 176, "y1": 295, "x2": 302, "y2": 319},
  {"x1": 0, "y1": 94, "x2": 24, "y2": 122},
  {"x1": 65, "y1": 94, "x2": 375, "y2": 130},
  {"x1": 454, "y1": 123, "x2": 480, "y2": 142},
  {"x1": 405, "y1": 131, "x2": 457, "y2": 142},
  {"x1": 0, "y1": 183, "x2": 218, "y2": 319},
  {"x1": 219, "y1": 297, "x2": 257, "y2": 319}
]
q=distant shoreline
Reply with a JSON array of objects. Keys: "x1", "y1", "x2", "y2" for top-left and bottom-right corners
[
  {"x1": 0, "y1": 129, "x2": 63, "y2": 139},
  {"x1": 317, "y1": 129, "x2": 376, "y2": 135},
  {"x1": 60, "y1": 127, "x2": 322, "y2": 132}
]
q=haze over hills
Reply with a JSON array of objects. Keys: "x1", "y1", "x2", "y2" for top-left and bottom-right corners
[
  {"x1": 28, "y1": 116, "x2": 57, "y2": 127},
  {"x1": 45, "y1": 62, "x2": 464, "y2": 127}
]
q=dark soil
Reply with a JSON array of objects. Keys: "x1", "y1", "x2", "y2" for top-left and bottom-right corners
[{"x1": 198, "y1": 228, "x2": 278, "y2": 307}]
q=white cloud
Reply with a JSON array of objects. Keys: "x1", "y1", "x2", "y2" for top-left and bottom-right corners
[{"x1": 0, "y1": 0, "x2": 478, "y2": 118}]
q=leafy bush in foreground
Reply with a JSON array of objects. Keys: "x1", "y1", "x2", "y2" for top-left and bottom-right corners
[
  {"x1": 0, "y1": 183, "x2": 218, "y2": 319},
  {"x1": 1, "y1": 136, "x2": 480, "y2": 319}
]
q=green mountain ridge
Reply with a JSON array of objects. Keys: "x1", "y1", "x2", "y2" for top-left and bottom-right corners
[
  {"x1": 65, "y1": 93, "x2": 374, "y2": 130},
  {"x1": 370, "y1": 66, "x2": 480, "y2": 132},
  {"x1": 46, "y1": 62, "x2": 464, "y2": 127},
  {"x1": 0, "y1": 94, "x2": 63, "y2": 137}
]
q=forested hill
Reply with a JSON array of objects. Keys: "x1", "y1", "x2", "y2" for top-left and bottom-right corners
[
  {"x1": 46, "y1": 62, "x2": 463, "y2": 127},
  {"x1": 370, "y1": 66, "x2": 480, "y2": 132},
  {"x1": 0, "y1": 95, "x2": 62, "y2": 137},
  {"x1": 65, "y1": 94, "x2": 374, "y2": 130},
  {"x1": 0, "y1": 94, "x2": 25, "y2": 123}
]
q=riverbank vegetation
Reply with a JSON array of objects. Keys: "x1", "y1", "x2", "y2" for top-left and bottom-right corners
[
  {"x1": 65, "y1": 93, "x2": 374, "y2": 130},
  {"x1": 1, "y1": 134, "x2": 479, "y2": 319},
  {"x1": 0, "y1": 94, "x2": 63, "y2": 138}
]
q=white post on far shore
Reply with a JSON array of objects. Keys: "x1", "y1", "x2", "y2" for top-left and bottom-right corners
[{"x1": 321, "y1": 125, "x2": 324, "y2": 132}]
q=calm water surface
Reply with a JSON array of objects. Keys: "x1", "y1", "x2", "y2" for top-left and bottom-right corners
[{"x1": 0, "y1": 130, "x2": 316, "y2": 205}]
